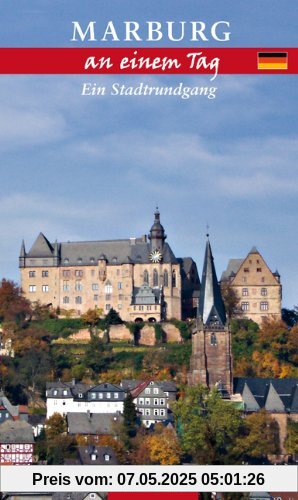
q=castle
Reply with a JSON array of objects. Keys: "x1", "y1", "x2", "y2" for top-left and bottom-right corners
[{"x1": 19, "y1": 209, "x2": 200, "y2": 322}]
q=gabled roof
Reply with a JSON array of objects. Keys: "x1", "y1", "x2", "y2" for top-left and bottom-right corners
[
  {"x1": 220, "y1": 259, "x2": 244, "y2": 281},
  {"x1": 130, "y1": 381, "x2": 150, "y2": 399},
  {"x1": 27, "y1": 232, "x2": 54, "y2": 257},
  {"x1": 234, "y1": 378, "x2": 298, "y2": 412},
  {"x1": 67, "y1": 412, "x2": 123, "y2": 435},
  {"x1": 198, "y1": 239, "x2": 226, "y2": 328},
  {"x1": 0, "y1": 420, "x2": 34, "y2": 443}
]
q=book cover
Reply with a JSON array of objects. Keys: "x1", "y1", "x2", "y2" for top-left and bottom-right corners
[{"x1": 0, "y1": 0, "x2": 297, "y2": 497}]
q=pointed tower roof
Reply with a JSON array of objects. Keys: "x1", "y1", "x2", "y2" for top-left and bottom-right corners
[
  {"x1": 20, "y1": 239, "x2": 26, "y2": 258},
  {"x1": 27, "y1": 232, "x2": 54, "y2": 257},
  {"x1": 198, "y1": 238, "x2": 226, "y2": 328},
  {"x1": 148, "y1": 207, "x2": 166, "y2": 243}
]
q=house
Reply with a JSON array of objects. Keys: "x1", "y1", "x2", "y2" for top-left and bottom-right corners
[
  {"x1": 77, "y1": 445, "x2": 118, "y2": 465},
  {"x1": 220, "y1": 247, "x2": 282, "y2": 325},
  {"x1": 0, "y1": 391, "x2": 28, "y2": 423},
  {"x1": 46, "y1": 380, "x2": 125, "y2": 418},
  {"x1": 67, "y1": 412, "x2": 123, "y2": 437},
  {"x1": 0, "y1": 420, "x2": 34, "y2": 464},
  {"x1": 122, "y1": 380, "x2": 177, "y2": 428},
  {"x1": 19, "y1": 209, "x2": 200, "y2": 322}
]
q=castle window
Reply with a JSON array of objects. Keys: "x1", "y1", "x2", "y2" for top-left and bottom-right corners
[
  {"x1": 210, "y1": 333, "x2": 217, "y2": 346},
  {"x1": 241, "y1": 302, "x2": 249, "y2": 311},
  {"x1": 93, "y1": 295, "x2": 98, "y2": 301},
  {"x1": 75, "y1": 281, "x2": 83, "y2": 291},
  {"x1": 63, "y1": 296, "x2": 69, "y2": 304},
  {"x1": 92, "y1": 283, "x2": 99, "y2": 290},
  {"x1": 260, "y1": 301, "x2": 269, "y2": 311},
  {"x1": 29, "y1": 271, "x2": 35, "y2": 278},
  {"x1": 63, "y1": 281, "x2": 70, "y2": 291},
  {"x1": 242, "y1": 277, "x2": 247, "y2": 283},
  {"x1": 143, "y1": 270, "x2": 149, "y2": 284},
  {"x1": 106, "y1": 304, "x2": 111, "y2": 310},
  {"x1": 75, "y1": 270, "x2": 83, "y2": 277},
  {"x1": 63, "y1": 270, "x2": 70, "y2": 278},
  {"x1": 164, "y1": 270, "x2": 168, "y2": 287},
  {"x1": 172, "y1": 270, "x2": 176, "y2": 288},
  {"x1": 261, "y1": 288, "x2": 267, "y2": 296},
  {"x1": 261, "y1": 277, "x2": 265, "y2": 283},
  {"x1": 91, "y1": 269, "x2": 95, "y2": 277},
  {"x1": 242, "y1": 288, "x2": 248, "y2": 296},
  {"x1": 118, "y1": 304, "x2": 122, "y2": 309},
  {"x1": 29, "y1": 285, "x2": 36, "y2": 293},
  {"x1": 106, "y1": 294, "x2": 111, "y2": 300},
  {"x1": 153, "y1": 269, "x2": 158, "y2": 287},
  {"x1": 118, "y1": 282, "x2": 122, "y2": 289},
  {"x1": 75, "y1": 296, "x2": 82, "y2": 304},
  {"x1": 105, "y1": 281, "x2": 113, "y2": 294},
  {"x1": 42, "y1": 270, "x2": 49, "y2": 277},
  {"x1": 244, "y1": 268, "x2": 249, "y2": 273},
  {"x1": 257, "y1": 268, "x2": 262, "y2": 272},
  {"x1": 42, "y1": 285, "x2": 49, "y2": 292}
]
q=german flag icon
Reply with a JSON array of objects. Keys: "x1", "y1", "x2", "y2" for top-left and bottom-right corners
[{"x1": 258, "y1": 52, "x2": 288, "y2": 70}]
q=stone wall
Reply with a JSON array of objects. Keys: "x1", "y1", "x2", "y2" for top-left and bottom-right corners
[
  {"x1": 109, "y1": 324, "x2": 132, "y2": 341},
  {"x1": 139, "y1": 324, "x2": 156, "y2": 346},
  {"x1": 162, "y1": 323, "x2": 181, "y2": 342}
]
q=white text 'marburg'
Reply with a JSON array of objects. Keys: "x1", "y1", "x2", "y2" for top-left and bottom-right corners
[{"x1": 71, "y1": 20, "x2": 231, "y2": 43}]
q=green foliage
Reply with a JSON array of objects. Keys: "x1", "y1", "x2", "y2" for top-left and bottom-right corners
[
  {"x1": 173, "y1": 385, "x2": 244, "y2": 464},
  {"x1": 285, "y1": 419, "x2": 298, "y2": 455},
  {"x1": 126, "y1": 322, "x2": 144, "y2": 345},
  {"x1": 123, "y1": 393, "x2": 137, "y2": 445},
  {"x1": 231, "y1": 318, "x2": 259, "y2": 361},
  {"x1": 170, "y1": 319, "x2": 192, "y2": 341},
  {"x1": 282, "y1": 307, "x2": 298, "y2": 328},
  {"x1": 154, "y1": 323, "x2": 165, "y2": 344},
  {"x1": 34, "y1": 317, "x2": 83, "y2": 338},
  {"x1": 104, "y1": 308, "x2": 123, "y2": 326},
  {"x1": 83, "y1": 334, "x2": 112, "y2": 374}
]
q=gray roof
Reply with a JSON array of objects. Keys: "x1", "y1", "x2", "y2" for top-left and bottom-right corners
[
  {"x1": 67, "y1": 412, "x2": 123, "y2": 435},
  {"x1": 198, "y1": 239, "x2": 226, "y2": 328},
  {"x1": 26, "y1": 235, "x2": 178, "y2": 266},
  {"x1": 0, "y1": 420, "x2": 34, "y2": 443},
  {"x1": 77, "y1": 445, "x2": 118, "y2": 465},
  {"x1": 220, "y1": 258, "x2": 244, "y2": 281},
  {"x1": 234, "y1": 378, "x2": 298, "y2": 412},
  {"x1": 0, "y1": 391, "x2": 19, "y2": 418}
]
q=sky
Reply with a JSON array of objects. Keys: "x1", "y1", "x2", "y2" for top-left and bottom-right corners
[{"x1": 0, "y1": 0, "x2": 297, "y2": 308}]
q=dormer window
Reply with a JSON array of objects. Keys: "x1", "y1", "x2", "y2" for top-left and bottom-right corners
[
  {"x1": 53, "y1": 390, "x2": 58, "y2": 396},
  {"x1": 78, "y1": 393, "x2": 83, "y2": 398},
  {"x1": 64, "y1": 258, "x2": 69, "y2": 264},
  {"x1": 63, "y1": 390, "x2": 68, "y2": 396},
  {"x1": 104, "y1": 454, "x2": 110, "y2": 461},
  {"x1": 91, "y1": 453, "x2": 97, "y2": 461},
  {"x1": 90, "y1": 257, "x2": 95, "y2": 263},
  {"x1": 78, "y1": 258, "x2": 83, "y2": 264}
]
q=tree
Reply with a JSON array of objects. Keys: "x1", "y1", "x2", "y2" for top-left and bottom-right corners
[
  {"x1": 83, "y1": 334, "x2": 112, "y2": 374},
  {"x1": 0, "y1": 279, "x2": 31, "y2": 324},
  {"x1": 147, "y1": 425, "x2": 182, "y2": 465},
  {"x1": 45, "y1": 413, "x2": 67, "y2": 441},
  {"x1": 233, "y1": 410, "x2": 280, "y2": 462},
  {"x1": 172, "y1": 385, "x2": 243, "y2": 464},
  {"x1": 221, "y1": 282, "x2": 241, "y2": 319},
  {"x1": 282, "y1": 307, "x2": 298, "y2": 328},
  {"x1": 123, "y1": 393, "x2": 137, "y2": 444},
  {"x1": 285, "y1": 419, "x2": 298, "y2": 456},
  {"x1": 81, "y1": 308, "x2": 103, "y2": 328},
  {"x1": 105, "y1": 307, "x2": 123, "y2": 326}
]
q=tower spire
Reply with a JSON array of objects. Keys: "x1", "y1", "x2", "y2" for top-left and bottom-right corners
[
  {"x1": 198, "y1": 237, "x2": 226, "y2": 328},
  {"x1": 148, "y1": 207, "x2": 166, "y2": 252}
]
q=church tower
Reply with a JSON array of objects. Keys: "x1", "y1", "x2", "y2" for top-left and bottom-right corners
[
  {"x1": 148, "y1": 207, "x2": 167, "y2": 254},
  {"x1": 188, "y1": 237, "x2": 233, "y2": 396}
]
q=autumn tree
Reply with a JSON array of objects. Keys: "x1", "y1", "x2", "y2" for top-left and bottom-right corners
[
  {"x1": 45, "y1": 413, "x2": 67, "y2": 441},
  {"x1": 0, "y1": 279, "x2": 31, "y2": 324},
  {"x1": 146, "y1": 425, "x2": 182, "y2": 465},
  {"x1": 233, "y1": 410, "x2": 280, "y2": 462},
  {"x1": 220, "y1": 282, "x2": 241, "y2": 319},
  {"x1": 81, "y1": 308, "x2": 103, "y2": 329},
  {"x1": 83, "y1": 333, "x2": 112, "y2": 374}
]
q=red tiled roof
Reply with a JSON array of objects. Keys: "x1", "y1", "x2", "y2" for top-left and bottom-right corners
[{"x1": 130, "y1": 381, "x2": 150, "y2": 399}]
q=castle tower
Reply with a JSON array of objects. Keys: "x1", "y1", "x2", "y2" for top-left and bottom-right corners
[
  {"x1": 188, "y1": 237, "x2": 233, "y2": 396},
  {"x1": 148, "y1": 207, "x2": 167, "y2": 253}
]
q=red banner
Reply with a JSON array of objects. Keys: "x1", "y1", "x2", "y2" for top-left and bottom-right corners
[{"x1": 0, "y1": 47, "x2": 297, "y2": 74}]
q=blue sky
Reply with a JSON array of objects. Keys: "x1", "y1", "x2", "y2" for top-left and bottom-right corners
[{"x1": 0, "y1": 1, "x2": 297, "y2": 308}]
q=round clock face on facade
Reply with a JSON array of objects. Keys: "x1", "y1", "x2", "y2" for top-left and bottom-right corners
[{"x1": 149, "y1": 250, "x2": 162, "y2": 263}]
